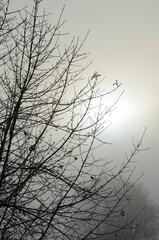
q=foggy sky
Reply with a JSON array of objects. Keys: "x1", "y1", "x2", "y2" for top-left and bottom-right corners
[{"x1": 11, "y1": 0, "x2": 159, "y2": 203}]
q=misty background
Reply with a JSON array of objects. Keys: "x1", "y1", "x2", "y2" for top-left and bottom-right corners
[{"x1": 12, "y1": 0, "x2": 159, "y2": 203}]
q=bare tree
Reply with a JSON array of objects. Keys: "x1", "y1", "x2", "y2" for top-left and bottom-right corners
[
  {"x1": 97, "y1": 181, "x2": 159, "y2": 240},
  {"x1": 119, "y1": 183, "x2": 159, "y2": 240},
  {"x1": 0, "y1": 0, "x2": 146, "y2": 239}
]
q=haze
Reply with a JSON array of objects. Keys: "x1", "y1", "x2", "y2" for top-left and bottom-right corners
[{"x1": 11, "y1": 0, "x2": 159, "y2": 203}]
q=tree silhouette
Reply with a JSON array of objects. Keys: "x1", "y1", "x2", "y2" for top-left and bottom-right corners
[
  {"x1": 120, "y1": 183, "x2": 159, "y2": 240},
  {"x1": 0, "y1": 1, "x2": 146, "y2": 239},
  {"x1": 96, "y1": 181, "x2": 159, "y2": 240}
]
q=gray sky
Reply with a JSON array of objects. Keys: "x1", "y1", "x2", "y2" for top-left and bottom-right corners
[{"x1": 12, "y1": 0, "x2": 159, "y2": 202}]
